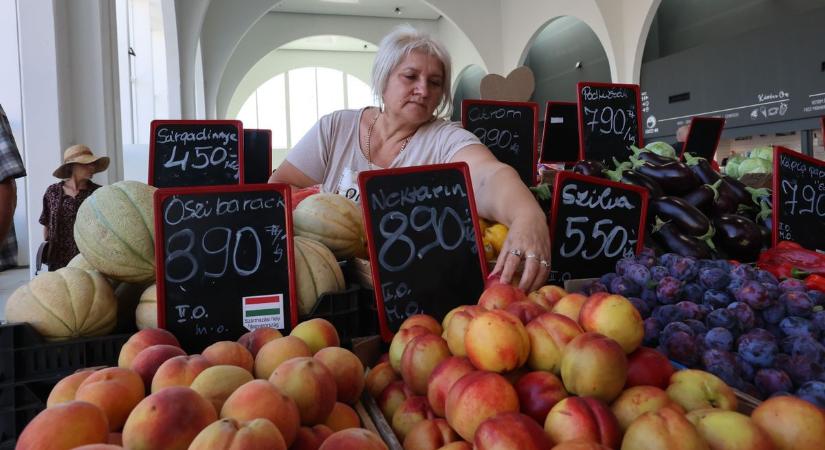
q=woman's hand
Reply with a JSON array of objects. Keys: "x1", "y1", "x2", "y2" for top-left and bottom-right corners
[{"x1": 491, "y1": 210, "x2": 551, "y2": 292}]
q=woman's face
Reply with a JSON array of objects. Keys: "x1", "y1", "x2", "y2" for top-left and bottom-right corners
[
  {"x1": 72, "y1": 163, "x2": 96, "y2": 180},
  {"x1": 382, "y1": 50, "x2": 444, "y2": 124}
]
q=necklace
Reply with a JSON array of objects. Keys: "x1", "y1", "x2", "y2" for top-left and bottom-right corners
[{"x1": 365, "y1": 111, "x2": 414, "y2": 170}]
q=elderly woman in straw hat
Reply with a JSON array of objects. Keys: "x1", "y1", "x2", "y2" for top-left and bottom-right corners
[{"x1": 39, "y1": 144, "x2": 109, "y2": 270}]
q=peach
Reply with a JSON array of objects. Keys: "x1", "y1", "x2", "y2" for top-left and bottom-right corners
[
  {"x1": 474, "y1": 412, "x2": 553, "y2": 450},
  {"x1": 392, "y1": 395, "x2": 436, "y2": 441},
  {"x1": 121, "y1": 386, "x2": 217, "y2": 450},
  {"x1": 202, "y1": 341, "x2": 254, "y2": 373},
  {"x1": 290, "y1": 318, "x2": 340, "y2": 354},
  {"x1": 314, "y1": 346, "x2": 365, "y2": 404},
  {"x1": 401, "y1": 314, "x2": 443, "y2": 335},
  {"x1": 269, "y1": 356, "x2": 337, "y2": 425},
  {"x1": 237, "y1": 327, "x2": 283, "y2": 357},
  {"x1": 47, "y1": 368, "x2": 96, "y2": 406},
  {"x1": 441, "y1": 305, "x2": 471, "y2": 331},
  {"x1": 514, "y1": 371, "x2": 568, "y2": 424},
  {"x1": 108, "y1": 432, "x2": 122, "y2": 445},
  {"x1": 620, "y1": 407, "x2": 708, "y2": 450},
  {"x1": 578, "y1": 294, "x2": 644, "y2": 353},
  {"x1": 752, "y1": 395, "x2": 825, "y2": 450},
  {"x1": 220, "y1": 379, "x2": 301, "y2": 447},
  {"x1": 378, "y1": 379, "x2": 415, "y2": 421},
  {"x1": 365, "y1": 361, "x2": 399, "y2": 398},
  {"x1": 438, "y1": 443, "x2": 472, "y2": 450},
  {"x1": 323, "y1": 402, "x2": 360, "y2": 431},
  {"x1": 686, "y1": 408, "x2": 774, "y2": 450},
  {"x1": 75, "y1": 367, "x2": 145, "y2": 431},
  {"x1": 389, "y1": 325, "x2": 432, "y2": 372},
  {"x1": 464, "y1": 309, "x2": 530, "y2": 373},
  {"x1": 445, "y1": 371, "x2": 520, "y2": 441},
  {"x1": 537, "y1": 285, "x2": 568, "y2": 303},
  {"x1": 150, "y1": 354, "x2": 212, "y2": 393},
  {"x1": 545, "y1": 397, "x2": 620, "y2": 448},
  {"x1": 625, "y1": 346, "x2": 675, "y2": 389},
  {"x1": 442, "y1": 305, "x2": 485, "y2": 357},
  {"x1": 401, "y1": 333, "x2": 452, "y2": 395},
  {"x1": 551, "y1": 440, "x2": 612, "y2": 450},
  {"x1": 477, "y1": 280, "x2": 526, "y2": 310},
  {"x1": 190, "y1": 365, "x2": 255, "y2": 415},
  {"x1": 527, "y1": 290, "x2": 555, "y2": 310},
  {"x1": 291, "y1": 425, "x2": 335, "y2": 450},
  {"x1": 666, "y1": 369, "x2": 737, "y2": 412},
  {"x1": 16, "y1": 400, "x2": 109, "y2": 450},
  {"x1": 551, "y1": 293, "x2": 588, "y2": 322},
  {"x1": 117, "y1": 328, "x2": 180, "y2": 369},
  {"x1": 403, "y1": 418, "x2": 461, "y2": 450},
  {"x1": 611, "y1": 385, "x2": 685, "y2": 431},
  {"x1": 72, "y1": 445, "x2": 123, "y2": 450},
  {"x1": 427, "y1": 357, "x2": 476, "y2": 417},
  {"x1": 188, "y1": 417, "x2": 287, "y2": 450},
  {"x1": 318, "y1": 428, "x2": 388, "y2": 450},
  {"x1": 505, "y1": 300, "x2": 547, "y2": 324},
  {"x1": 129, "y1": 344, "x2": 187, "y2": 390},
  {"x1": 560, "y1": 332, "x2": 627, "y2": 402},
  {"x1": 525, "y1": 312, "x2": 583, "y2": 373},
  {"x1": 253, "y1": 335, "x2": 312, "y2": 379}
]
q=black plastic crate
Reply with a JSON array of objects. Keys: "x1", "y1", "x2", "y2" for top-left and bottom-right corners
[
  {"x1": 300, "y1": 284, "x2": 378, "y2": 347},
  {"x1": 0, "y1": 401, "x2": 43, "y2": 447}
]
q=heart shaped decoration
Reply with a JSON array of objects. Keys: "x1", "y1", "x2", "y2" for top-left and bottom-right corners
[{"x1": 479, "y1": 66, "x2": 535, "y2": 102}]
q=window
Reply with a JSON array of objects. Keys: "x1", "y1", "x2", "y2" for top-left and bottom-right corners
[{"x1": 236, "y1": 67, "x2": 376, "y2": 166}]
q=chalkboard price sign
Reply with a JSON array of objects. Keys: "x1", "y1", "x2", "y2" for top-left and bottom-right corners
[
  {"x1": 772, "y1": 146, "x2": 825, "y2": 251},
  {"x1": 243, "y1": 129, "x2": 272, "y2": 184},
  {"x1": 540, "y1": 101, "x2": 580, "y2": 164},
  {"x1": 461, "y1": 99, "x2": 538, "y2": 186},
  {"x1": 359, "y1": 163, "x2": 488, "y2": 341},
  {"x1": 577, "y1": 82, "x2": 643, "y2": 163},
  {"x1": 154, "y1": 184, "x2": 297, "y2": 353},
  {"x1": 680, "y1": 117, "x2": 725, "y2": 161},
  {"x1": 548, "y1": 172, "x2": 649, "y2": 282},
  {"x1": 150, "y1": 120, "x2": 244, "y2": 188}
]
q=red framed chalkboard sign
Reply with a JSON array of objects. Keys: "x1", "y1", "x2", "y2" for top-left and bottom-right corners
[
  {"x1": 772, "y1": 145, "x2": 825, "y2": 251},
  {"x1": 243, "y1": 128, "x2": 273, "y2": 184},
  {"x1": 820, "y1": 116, "x2": 824, "y2": 140},
  {"x1": 461, "y1": 99, "x2": 539, "y2": 186},
  {"x1": 540, "y1": 101, "x2": 580, "y2": 164},
  {"x1": 680, "y1": 117, "x2": 725, "y2": 161},
  {"x1": 149, "y1": 120, "x2": 244, "y2": 188},
  {"x1": 576, "y1": 82, "x2": 643, "y2": 163},
  {"x1": 154, "y1": 183, "x2": 297, "y2": 353},
  {"x1": 358, "y1": 162, "x2": 488, "y2": 342},
  {"x1": 548, "y1": 171, "x2": 649, "y2": 283}
]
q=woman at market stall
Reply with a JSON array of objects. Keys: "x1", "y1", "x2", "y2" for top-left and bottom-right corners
[
  {"x1": 40, "y1": 144, "x2": 108, "y2": 270},
  {"x1": 269, "y1": 25, "x2": 550, "y2": 291}
]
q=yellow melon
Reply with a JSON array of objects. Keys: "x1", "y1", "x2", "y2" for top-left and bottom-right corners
[
  {"x1": 294, "y1": 236, "x2": 346, "y2": 316},
  {"x1": 135, "y1": 284, "x2": 157, "y2": 329},
  {"x1": 293, "y1": 193, "x2": 365, "y2": 260}
]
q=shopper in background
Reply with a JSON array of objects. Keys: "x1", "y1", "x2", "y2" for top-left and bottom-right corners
[
  {"x1": 672, "y1": 124, "x2": 690, "y2": 155},
  {"x1": 39, "y1": 145, "x2": 108, "y2": 270},
  {"x1": 269, "y1": 24, "x2": 550, "y2": 291},
  {"x1": 0, "y1": 103, "x2": 26, "y2": 271}
]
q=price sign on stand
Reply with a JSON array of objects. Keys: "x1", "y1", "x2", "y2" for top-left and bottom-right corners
[
  {"x1": 680, "y1": 117, "x2": 725, "y2": 161},
  {"x1": 359, "y1": 163, "x2": 488, "y2": 341},
  {"x1": 150, "y1": 120, "x2": 244, "y2": 188},
  {"x1": 549, "y1": 172, "x2": 649, "y2": 283},
  {"x1": 154, "y1": 184, "x2": 296, "y2": 353},
  {"x1": 773, "y1": 146, "x2": 825, "y2": 251},
  {"x1": 243, "y1": 129, "x2": 272, "y2": 184},
  {"x1": 577, "y1": 82, "x2": 643, "y2": 163},
  {"x1": 540, "y1": 101, "x2": 579, "y2": 164},
  {"x1": 461, "y1": 99, "x2": 538, "y2": 186}
]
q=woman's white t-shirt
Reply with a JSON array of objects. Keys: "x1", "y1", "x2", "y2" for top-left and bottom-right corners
[{"x1": 285, "y1": 108, "x2": 481, "y2": 203}]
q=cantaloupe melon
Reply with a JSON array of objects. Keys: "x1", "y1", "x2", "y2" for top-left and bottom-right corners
[
  {"x1": 294, "y1": 236, "x2": 346, "y2": 316},
  {"x1": 293, "y1": 193, "x2": 366, "y2": 260},
  {"x1": 135, "y1": 284, "x2": 157, "y2": 330}
]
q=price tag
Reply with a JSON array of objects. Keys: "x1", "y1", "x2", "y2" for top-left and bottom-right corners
[
  {"x1": 150, "y1": 120, "x2": 243, "y2": 187},
  {"x1": 243, "y1": 129, "x2": 272, "y2": 184},
  {"x1": 359, "y1": 163, "x2": 488, "y2": 341},
  {"x1": 154, "y1": 184, "x2": 297, "y2": 352},
  {"x1": 681, "y1": 117, "x2": 725, "y2": 161},
  {"x1": 549, "y1": 171, "x2": 649, "y2": 282},
  {"x1": 540, "y1": 101, "x2": 579, "y2": 164},
  {"x1": 773, "y1": 146, "x2": 825, "y2": 251},
  {"x1": 577, "y1": 82, "x2": 643, "y2": 163}
]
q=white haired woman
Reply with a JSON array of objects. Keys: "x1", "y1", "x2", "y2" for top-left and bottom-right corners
[{"x1": 270, "y1": 25, "x2": 550, "y2": 291}]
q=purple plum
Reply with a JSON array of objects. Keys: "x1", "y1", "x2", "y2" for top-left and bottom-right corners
[
  {"x1": 785, "y1": 354, "x2": 824, "y2": 385},
  {"x1": 668, "y1": 256, "x2": 699, "y2": 282},
  {"x1": 761, "y1": 302, "x2": 786, "y2": 325},
  {"x1": 675, "y1": 301, "x2": 703, "y2": 321},
  {"x1": 610, "y1": 276, "x2": 641, "y2": 297},
  {"x1": 755, "y1": 269, "x2": 779, "y2": 285},
  {"x1": 656, "y1": 277, "x2": 683, "y2": 305},
  {"x1": 736, "y1": 328, "x2": 779, "y2": 368},
  {"x1": 706, "y1": 308, "x2": 737, "y2": 330},
  {"x1": 779, "y1": 316, "x2": 817, "y2": 339},
  {"x1": 701, "y1": 349, "x2": 740, "y2": 387},
  {"x1": 730, "y1": 264, "x2": 756, "y2": 280},
  {"x1": 779, "y1": 278, "x2": 807, "y2": 292},
  {"x1": 684, "y1": 319, "x2": 707, "y2": 335},
  {"x1": 682, "y1": 283, "x2": 705, "y2": 303},
  {"x1": 734, "y1": 280, "x2": 773, "y2": 310},
  {"x1": 704, "y1": 327, "x2": 734, "y2": 352},
  {"x1": 727, "y1": 302, "x2": 756, "y2": 331},
  {"x1": 653, "y1": 305, "x2": 684, "y2": 324},
  {"x1": 624, "y1": 263, "x2": 652, "y2": 288},
  {"x1": 628, "y1": 297, "x2": 650, "y2": 319},
  {"x1": 699, "y1": 267, "x2": 730, "y2": 290},
  {"x1": 754, "y1": 368, "x2": 793, "y2": 397},
  {"x1": 650, "y1": 265, "x2": 669, "y2": 283},
  {"x1": 702, "y1": 289, "x2": 732, "y2": 310},
  {"x1": 643, "y1": 317, "x2": 661, "y2": 347},
  {"x1": 782, "y1": 335, "x2": 825, "y2": 361},
  {"x1": 781, "y1": 291, "x2": 814, "y2": 317},
  {"x1": 796, "y1": 381, "x2": 825, "y2": 409}
]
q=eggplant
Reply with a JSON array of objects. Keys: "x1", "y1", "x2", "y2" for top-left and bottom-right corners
[
  {"x1": 683, "y1": 154, "x2": 721, "y2": 185},
  {"x1": 630, "y1": 145, "x2": 676, "y2": 166},
  {"x1": 652, "y1": 220, "x2": 713, "y2": 259},
  {"x1": 712, "y1": 214, "x2": 763, "y2": 263},
  {"x1": 605, "y1": 168, "x2": 664, "y2": 199},
  {"x1": 634, "y1": 160, "x2": 700, "y2": 196},
  {"x1": 758, "y1": 225, "x2": 772, "y2": 247},
  {"x1": 682, "y1": 184, "x2": 716, "y2": 213},
  {"x1": 713, "y1": 179, "x2": 744, "y2": 215},
  {"x1": 572, "y1": 160, "x2": 606, "y2": 178},
  {"x1": 651, "y1": 196, "x2": 712, "y2": 238},
  {"x1": 721, "y1": 175, "x2": 752, "y2": 207}
]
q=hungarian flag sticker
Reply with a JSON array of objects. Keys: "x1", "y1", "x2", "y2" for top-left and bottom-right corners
[{"x1": 242, "y1": 294, "x2": 284, "y2": 330}]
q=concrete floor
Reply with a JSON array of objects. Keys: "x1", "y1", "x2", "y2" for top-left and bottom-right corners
[{"x1": 0, "y1": 266, "x2": 29, "y2": 321}]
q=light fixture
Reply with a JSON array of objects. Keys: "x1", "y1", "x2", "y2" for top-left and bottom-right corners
[
  {"x1": 575, "y1": 61, "x2": 582, "y2": 69},
  {"x1": 394, "y1": 7, "x2": 402, "y2": 15}
]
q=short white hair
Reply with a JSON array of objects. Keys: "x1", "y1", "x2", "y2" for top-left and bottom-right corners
[{"x1": 371, "y1": 24, "x2": 453, "y2": 117}]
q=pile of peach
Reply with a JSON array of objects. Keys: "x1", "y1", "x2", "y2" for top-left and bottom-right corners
[
  {"x1": 16, "y1": 318, "x2": 389, "y2": 450},
  {"x1": 364, "y1": 278, "x2": 825, "y2": 450}
]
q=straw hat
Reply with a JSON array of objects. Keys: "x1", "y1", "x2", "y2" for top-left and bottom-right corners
[{"x1": 53, "y1": 144, "x2": 110, "y2": 179}]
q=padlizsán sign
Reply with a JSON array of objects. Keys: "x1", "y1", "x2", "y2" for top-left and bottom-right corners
[
  {"x1": 243, "y1": 129, "x2": 272, "y2": 184},
  {"x1": 540, "y1": 101, "x2": 579, "y2": 164},
  {"x1": 577, "y1": 82, "x2": 643, "y2": 163},
  {"x1": 772, "y1": 145, "x2": 825, "y2": 251}
]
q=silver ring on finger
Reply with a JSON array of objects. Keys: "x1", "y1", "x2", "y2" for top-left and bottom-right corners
[
  {"x1": 509, "y1": 248, "x2": 523, "y2": 258},
  {"x1": 525, "y1": 252, "x2": 538, "y2": 260},
  {"x1": 540, "y1": 259, "x2": 550, "y2": 268}
]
